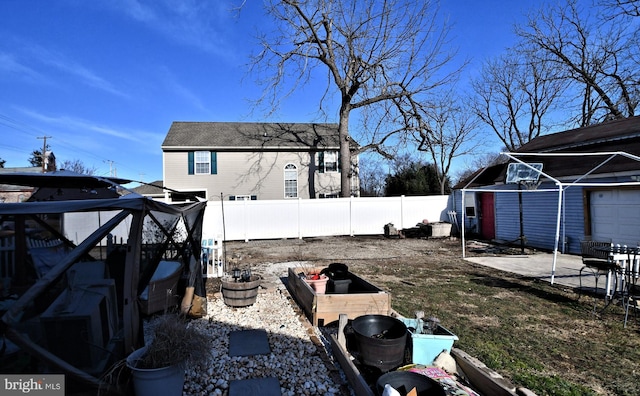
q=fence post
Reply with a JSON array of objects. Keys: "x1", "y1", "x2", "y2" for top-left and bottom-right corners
[
  {"x1": 244, "y1": 199, "x2": 249, "y2": 243},
  {"x1": 349, "y1": 196, "x2": 354, "y2": 237},
  {"x1": 298, "y1": 198, "x2": 302, "y2": 239},
  {"x1": 400, "y1": 195, "x2": 405, "y2": 230}
]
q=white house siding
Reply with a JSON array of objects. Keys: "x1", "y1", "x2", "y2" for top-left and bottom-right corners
[{"x1": 164, "y1": 151, "x2": 319, "y2": 200}]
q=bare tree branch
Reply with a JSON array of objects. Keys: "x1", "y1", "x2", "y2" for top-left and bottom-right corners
[
  {"x1": 516, "y1": 0, "x2": 640, "y2": 125},
  {"x1": 599, "y1": 0, "x2": 640, "y2": 17},
  {"x1": 250, "y1": 0, "x2": 461, "y2": 196},
  {"x1": 471, "y1": 51, "x2": 565, "y2": 150},
  {"x1": 414, "y1": 93, "x2": 481, "y2": 194}
]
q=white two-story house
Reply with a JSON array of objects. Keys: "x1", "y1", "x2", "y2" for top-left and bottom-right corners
[{"x1": 161, "y1": 122, "x2": 359, "y2": 202}]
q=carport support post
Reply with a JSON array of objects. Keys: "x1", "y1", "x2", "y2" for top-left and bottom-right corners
[
  {"x1": 461, "y1": 190, "x2": 467, "y2": 258},
  {"x1": 518, "y1": 183, "x2": 525, "y2": 254},
  {"x1": 551, "y1": 184, "x2": 564, "y2": 285}
]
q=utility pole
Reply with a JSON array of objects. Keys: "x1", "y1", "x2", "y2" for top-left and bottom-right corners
[
  {"x1": 37, "y1": 136, "x2": 52, "y2": 172},
  {"x1": 104, "y1": 160, "x2": 117, "y2": 177}
]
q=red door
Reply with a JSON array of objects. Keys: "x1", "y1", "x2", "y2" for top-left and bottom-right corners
[{"x1": 479, "y1": 192, "x2": 495, "y2": 240}]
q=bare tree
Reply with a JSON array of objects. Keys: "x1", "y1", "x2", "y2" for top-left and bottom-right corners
[
  {"x1": 357, "y1": 155, "x2": 386, "y2": 197},
  {"x1": 600, "y1": 0, "x2": 640, "y2": 17},
  {"x1": 516, "y1": 0, "x2": 640, "y2": 126},
  {"x1": 409, "y1": 93, "x2": 481, "y2": 194},
  {"x1": 471, "y1": 52, "x2": 565, "y2": 151},
  {"x1": 251, "y1": 0, "x2": 460, "y2": 197},
  {"x1": 59, "y1": 159, "x2": 97, "y2": 175}
]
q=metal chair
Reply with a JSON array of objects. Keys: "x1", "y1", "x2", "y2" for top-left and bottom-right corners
[
  {"x1": 623, "y1": 248, "x2": 640, "y2": 327},
  {"x1": 579, "y1": 240, "x2": 617, "y2": 311}
]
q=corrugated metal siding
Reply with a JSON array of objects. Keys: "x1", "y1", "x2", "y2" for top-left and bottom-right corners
[
  {"x1": 454, "y1": 175, "x2": 640, "y2": 254},
  {"x1": 495, "y1": 186, "x2": 562, "y2": 251},
  {"x1": 561, "y1": 187, "x2": 586, "y2": 254},
  {"x1": 493, "y1": 184, "x2": 587, "y2": 253}
]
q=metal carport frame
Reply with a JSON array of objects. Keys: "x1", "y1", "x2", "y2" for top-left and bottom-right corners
[{"x1": 460, "y1": 151, "x2": 640, "y2": 285}]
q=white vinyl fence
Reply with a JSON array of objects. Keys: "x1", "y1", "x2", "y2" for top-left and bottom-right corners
[
  {"x1": 62, "y1": 195, "x2": 452, "y2": 245},
  {"x1": 202, "y1": 195, "x2": 452, "y2": 242}
]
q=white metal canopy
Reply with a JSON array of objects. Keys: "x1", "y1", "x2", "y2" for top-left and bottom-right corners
[{"x1": 460, "y1": 151, "x2": 640, "y2": 284}]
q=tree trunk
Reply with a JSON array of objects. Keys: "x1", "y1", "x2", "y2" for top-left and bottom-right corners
[{"x1": 339, "y1": 106, "x2": 351, "y2": 197}]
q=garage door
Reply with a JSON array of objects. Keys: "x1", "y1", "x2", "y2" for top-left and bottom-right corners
[{"x1": 590, "y1": 189, "x2": 640, "y2": 247}]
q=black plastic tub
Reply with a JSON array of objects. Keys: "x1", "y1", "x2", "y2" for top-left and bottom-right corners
[
  {"x1": 352, "y1": 314, "x2": 408, "y2": 372},
  {"x1": 328, "y1": 278, "x2": 352, "y2": 293}
]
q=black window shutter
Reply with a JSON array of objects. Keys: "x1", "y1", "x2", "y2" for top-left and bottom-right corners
[
  {"x1": 211, "y1": 152, "x2": 217, "y2": 174},
  {"x1": 318, "y1": 151, "x2": 324, "y2": 173},
  {"x1": 229, "y1": 195, "x2": 235, "y2": 201},
  {"x1": 188, "y1": 151, "x2": 194, "y2": 175}
]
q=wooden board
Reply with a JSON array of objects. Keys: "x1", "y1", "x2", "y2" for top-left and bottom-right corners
[
  {"x1": 330, "y1": 333, "x2": 373, "y2": 396},
  {"x1": 450, "y1": 347, "x2": 519, "y2": 396},
  {"x1": 287, "y1": 267, "x2": 391, "y2": 326}
]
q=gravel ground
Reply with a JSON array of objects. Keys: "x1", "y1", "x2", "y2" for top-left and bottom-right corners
[
  {"x1": 175, "y1": 236, "x2": 463, "y2": 396},
  {"x1": 174, "y1": 258, "x2": 353, "y2": 396}
]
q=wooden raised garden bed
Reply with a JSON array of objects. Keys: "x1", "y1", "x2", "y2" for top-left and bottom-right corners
[
  {"x1": 327, "y1": 312, "x2": 535, "y2": 396},
  {"x1": 287, "y1": 266, "x2": 391, "y2": 327}
]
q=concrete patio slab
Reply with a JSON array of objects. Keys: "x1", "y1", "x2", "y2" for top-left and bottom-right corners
[{"x1": 465, "y1": 252, "x2": 589, "y2": 291}]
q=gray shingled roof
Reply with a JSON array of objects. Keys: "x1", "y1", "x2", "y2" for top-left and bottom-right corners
[
  {"x1": 517, "y1": 115, "x2": 640, "y2": 152},
  {"x1": 455, "y1": 116, "x2": 640, "y2": 188},
  {"x1": 131, "y1": 180, "x2": 164, "y2": 196},
  {"x1": 162, "y1": 122, "x2": 351, "y2": 150}
]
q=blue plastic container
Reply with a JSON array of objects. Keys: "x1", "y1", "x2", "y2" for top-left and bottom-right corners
[{"x1": 399, "y1": 318, "x2": 458, "y2": 365}]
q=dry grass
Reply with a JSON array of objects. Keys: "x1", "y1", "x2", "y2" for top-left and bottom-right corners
[
  {"x1": 133, "y1": 313, "x2": 211, "y2": 369},
  {"x1": 226, "y1": 236, "x2": 640, "y2": 396}
]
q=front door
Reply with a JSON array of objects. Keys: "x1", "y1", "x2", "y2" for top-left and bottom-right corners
[{"x1": 479, "y1": 192, "x2": 495, "y2": 240}]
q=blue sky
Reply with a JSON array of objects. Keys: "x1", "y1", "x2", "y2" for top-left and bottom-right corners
[{"x1": 0, "y1": 0, "x2": 540, "y2": 185}]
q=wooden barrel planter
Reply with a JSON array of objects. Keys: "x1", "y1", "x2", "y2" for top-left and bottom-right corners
[{"x1": 221, "y1": 275, "x2": 261, "y2": 307}]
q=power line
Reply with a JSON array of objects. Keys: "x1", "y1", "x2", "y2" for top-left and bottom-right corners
[{"x1": 0, "y1": 112, "x2": 153, "y2": 178}]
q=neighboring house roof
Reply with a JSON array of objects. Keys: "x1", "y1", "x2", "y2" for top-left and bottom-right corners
[
  {"x1": 456, "y1": 116, "x2": 640, "y2": 189},
  {"x1": 517, "y1": 115, "x2": 640, "y2": 153},
  {"x1": 0, "y1": 167, "x2": 43, "y2": 174},
  {"x1": 162, "y1": 122, "x2": 357, "y2": 151},
  {"x1": 0, "y1": 170, "x2": 130, "y2": 201},
  {"x1": 0, "y1": 167, "x2": 43, "y2": 186},
  {"x1": 130, "y1": 180, "x2": 164, "y2": 196},
  {"x1": 0, "y1": 167, "x2": 43, "y2": 197},
  {"x1": 0, "y1": 169, "x2": 131, "y2": 189}
]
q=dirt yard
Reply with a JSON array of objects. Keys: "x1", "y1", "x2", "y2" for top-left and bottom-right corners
[{"x1": 212, "y1": 235, "x2": 640, "y2": 396}]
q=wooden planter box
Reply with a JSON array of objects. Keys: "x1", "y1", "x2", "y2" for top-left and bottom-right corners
[
  {"x1": 329, "y1": 313, "x2": 530, "y2": 396},
  {"x1": 287, "y1": 267, "x2": 391, "y2": 327}
]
